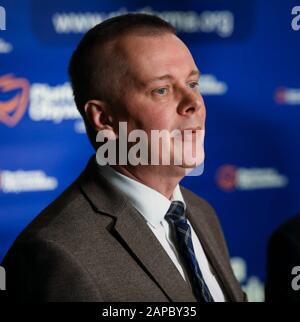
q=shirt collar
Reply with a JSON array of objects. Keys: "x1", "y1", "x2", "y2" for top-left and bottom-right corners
[{"x1": 95, "y1": 161, "x2": 186, "y2": 228}]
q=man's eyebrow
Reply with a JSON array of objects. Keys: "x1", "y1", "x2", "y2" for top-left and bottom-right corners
[
  {"x1": 145, "y1": 69, "x2": 201, "y2": 84},
  {"x1": 189, "y1": 69, "x2": 201, "y2": 78},
  {"x1": 145, "y1": 74, "x2": 173, "y2": 83}
]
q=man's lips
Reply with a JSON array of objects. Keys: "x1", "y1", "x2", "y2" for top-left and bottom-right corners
[
  {"x1": 180, "y1": 126, "x2": 202, "y2": 133},
  {"x1": 171, "y1": 126, "x2": 203, "y2": 139}
]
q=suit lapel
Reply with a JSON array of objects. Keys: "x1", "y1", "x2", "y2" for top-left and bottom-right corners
[
  {"x1": 79, "y1": 156, "x2": 197, "y2": 302},
  {"x1": 114, "y1": 204, "x2": 197, "y2": 302}
]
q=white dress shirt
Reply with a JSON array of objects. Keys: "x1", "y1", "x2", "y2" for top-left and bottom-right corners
[{"x1": 96, "y1": 161, "x2": 225, "y2": 302}]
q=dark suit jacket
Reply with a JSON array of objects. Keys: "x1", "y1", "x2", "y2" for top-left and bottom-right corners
[
  {"x1": 265, "y1": 214, "x2": 300, "y2": 302},
  {"x1": 2, "y1": 156, "x2": 245, "y2": 302}
]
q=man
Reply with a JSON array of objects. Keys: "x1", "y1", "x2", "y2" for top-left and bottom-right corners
[
  {"x1": 2, "y1": 13, "x2": 245, "y2": 302},
  {"x1": 265, "y1": 214, "x2": 300, "y2": 302}
]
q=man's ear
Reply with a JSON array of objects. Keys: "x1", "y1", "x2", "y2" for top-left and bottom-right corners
[{"x1": 84, "y1": 100, "x2": 115, "y2": 133}]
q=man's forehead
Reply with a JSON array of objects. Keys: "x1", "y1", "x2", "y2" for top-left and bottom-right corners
[
  {"x1": 115, "y1": 33, "x2": 198, "y2": 82},
  {"x1": 143, "y1": 69, "x2": 200, "y2": 85},
  {"x1": 118, "y1": 33, "x2": 191, "y2": 58}
]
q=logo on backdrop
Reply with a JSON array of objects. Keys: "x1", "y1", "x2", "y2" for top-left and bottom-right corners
[
  {"x1": 0, "y1": 38, "x2": 12, "y2": 53},
  {"x1": 0, "y1": 75, "x2": 81, "y2": 128},
  {"x1": 275, "y1": 87, "x2": 300, "y2": 105},
  {"x1": 31, "y1": 1, "x2": 256, "y2": 45},
  {"x1": 51, "y1": 8, "x2": 234, "y2": 37},
  {"x1": 291, "y1": 6, "x2": 300, "y2": 31},
  {"x1": 199, "y1": 74, "x2": 228, "y2": 95},
  {"x1": 0, "y1": 6, "x2": 5, "y2": 31},
  {"x1": 0, "y1": 74, "x2": 30, "y2": 127},
  {"x1": 0, "y1": 169, "x2": 58, "y2": 193},
  {"x1": 28, "y1": 82, "x2": 80, "y2": 124},
  {"x1": 216, "y1": 164, "x2": 289, "y2": 191},
  {"x1": 231, "y1": 257, "x2": 264, "y2": 302}
]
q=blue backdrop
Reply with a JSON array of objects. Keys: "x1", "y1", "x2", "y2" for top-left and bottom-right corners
[{"x1": 1, "y1": 0, "x2": 300, "y2": 301}]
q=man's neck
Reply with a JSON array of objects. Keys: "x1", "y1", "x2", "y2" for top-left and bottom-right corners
[{"x1": 110, "y1": 164, "x2": 184, "y2": 199}]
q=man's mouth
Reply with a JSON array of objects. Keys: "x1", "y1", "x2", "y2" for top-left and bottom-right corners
[{"x1": 180, "y1": 126, "x2": 202, "y2": 133}]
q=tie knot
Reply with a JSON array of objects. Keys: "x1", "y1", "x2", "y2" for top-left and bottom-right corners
[{"x1": 165, "y1": 200, "x2": 186, "y2": 223}]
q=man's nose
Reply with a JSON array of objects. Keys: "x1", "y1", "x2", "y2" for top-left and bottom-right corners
[{"x1": 177, "y1": 87, "x2": 204, "y2": 116}]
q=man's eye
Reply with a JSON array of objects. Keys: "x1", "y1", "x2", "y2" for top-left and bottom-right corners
[
  {"x1": 189, "y1": 81, "x2": 200, "y2": 89},
  {"x1": 153, "y1": 88, "x2": 168, "y2": 95}
]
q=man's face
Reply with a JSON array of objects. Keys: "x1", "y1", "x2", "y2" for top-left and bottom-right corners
[{"x1": 109, "y1": 33, "x2": 206, "y2": 170}]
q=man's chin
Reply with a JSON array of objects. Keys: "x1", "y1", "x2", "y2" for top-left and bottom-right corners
[
  {"x1": 169, "y1": 160, "x2": 204, "y2": 175},
  {"x1": 180, "y1": 154, "x2": 205, "y2": 169},
  {"x1": 183, "y1": 162, "x2": 205, "y2": 176}
]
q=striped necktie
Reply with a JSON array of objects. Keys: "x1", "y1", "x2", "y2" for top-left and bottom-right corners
[{"x1": 165, "y1": 200, "x2": 214, "y2": 302}]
